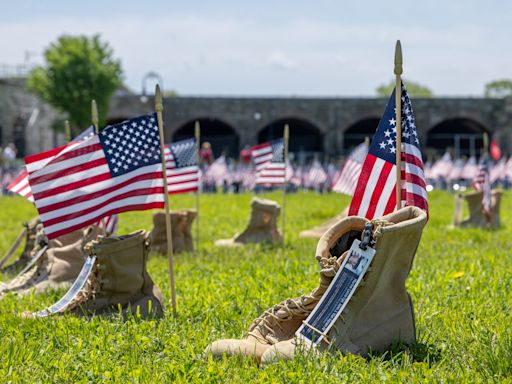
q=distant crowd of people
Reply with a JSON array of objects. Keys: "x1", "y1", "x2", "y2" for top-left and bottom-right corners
[{"x1": 0, "y1": 143, "x2": 21, "y2": 195}]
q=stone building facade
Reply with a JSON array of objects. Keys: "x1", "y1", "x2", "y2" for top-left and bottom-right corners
[{"x1": 1, "y1": 78, "x2": 511, "y2": 160}]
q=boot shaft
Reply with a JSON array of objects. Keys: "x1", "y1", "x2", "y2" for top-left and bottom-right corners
[
  {"x1": 151, "y1": 210, "x2": 192, "y2": 253},
  {"x1": 328, "y1": 206, "x2": 427, "y2": 353},
  {"x1": 234, "y1": 198, "x2": 282, "y2": 243},
  {"x1": 21, "y1": 216, "x2": 42, "y2": 260},
  {"x1": 47, "y1": 226, "x2": 100, "y2": 283}
]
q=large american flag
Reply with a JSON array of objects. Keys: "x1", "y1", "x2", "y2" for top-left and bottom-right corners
[
  {"x1": 164, "y1": 138, "x2": 199, "y2": 194},
  {"x1": 472, "y1": 155, "x2": 491, "y2": 217},
  {"x1": 28, "y1": 114, "x2": 165, "y2": 239},
  {"x1": 252, "y1": 139, "x2": 286, "y2": 185},
  {"x1": 332, "y1": 142, "x2": 368, "y2": 195},
  {"x1": 349, "y1": 84, "x2": 428, "y2": 219},
  {"x1": 7, "y1": 126, "x2": 95, "y2": 201}
]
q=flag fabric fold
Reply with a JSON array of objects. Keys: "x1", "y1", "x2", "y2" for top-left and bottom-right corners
[{"x1": 349, "y1": 84, "x2": 428, "y2": 219}]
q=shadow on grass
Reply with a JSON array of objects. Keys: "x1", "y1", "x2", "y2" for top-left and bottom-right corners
[{"x1": 368, "y1": 341, "x2": 443, "y2": 365}]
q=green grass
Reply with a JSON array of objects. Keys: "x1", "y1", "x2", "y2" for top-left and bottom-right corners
[{"x1": 0, "y1": 191, "x2": 511, "y2": 383}]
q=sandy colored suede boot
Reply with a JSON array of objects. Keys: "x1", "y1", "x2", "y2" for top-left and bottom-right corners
[
  {"x1": 205, "y1": 217, "x2": 367, "y2": 363},
  {"x1": 66, "y1": 230, "x2": 164, "y2": 318},
  {"x1": 1, "y1": 216, "x2": 41, "y2": 273},
  {"x1": 300, "y1": 207, "x2": 349, "y2": 238},
  {"x1": 261, "y1": 206, "x2": 427, "y2": 364},
  {"x1": 215, "y1": 198, "x2": 282, "y2": 247},
  {"x1": 454, "y1": 190, "x2": 502, "y2": 228},
  {"x1": 0, "y1": 225, "x2": 100, "y2": 297},
  {"x1": 183, "y1": 210, "x2": 197, "y2": 252},
  {"x1": 151, "y1": 210, "x2": 196, "y2": 254}
]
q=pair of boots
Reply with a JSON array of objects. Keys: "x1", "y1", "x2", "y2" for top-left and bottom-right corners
[
  {"x1": 0, "y1": 216, "x2": 41, "y2": 273},
  {"x1": 0, "y1": 225, "x2": 100, "y2": 297},
  {"x1": 206, "y1": 206, "x2": 427, "y2": 364},
  {"x1": 151, "y1": 210, "x2": 197, "y2": 254},
  {"x1": 26, "y1": 230, "x2": 164, "y2": 319},
  {"x1": 215, "y1": 198, "x2": 282, "y2": 246},
  {"x1": 453, "y1": 190, "x2": 502, "y2": 228}
]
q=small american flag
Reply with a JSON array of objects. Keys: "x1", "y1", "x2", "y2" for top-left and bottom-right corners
[
  {"x1": 29, "y1": 114, "x2": 165, "y2": 239},
  {"x1": 332, "y1": 142, "x2": 368, "y2": 195},
  {"x1": 164, "y1": 138, "x2": 199, "y2": 194},
  {"x1": 252, "y1": 139, "x2": 286, "y2": 185},
  {"x1": 7, "y1": 126, "x2": 95, "y2": 202},
  {"x1": 472, "y1": 155, "x2": 491, "y2": 218},
  {"x1": 349, "y1": 84, "x2": 428, "y2": 219},
  {"x1": 305, "y1": 160, "x2": 327, "y2": 189},
  {"x1": 98, "y1": 214, "x2": 119, "y2": 235}
]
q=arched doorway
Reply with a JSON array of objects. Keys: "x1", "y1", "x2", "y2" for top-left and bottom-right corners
[
  {"x1": 174, "y1": 118, "x2": 239, "y2": 158},
  {"x1": 343, "y1": 118, "x2": 380, "y2": 151},
  {"x1": 427, "y1": 118, "x2": 488, "y2": 157},
  {"x1": 258, "y1": 118, "x2": 322, "y2": 159}
]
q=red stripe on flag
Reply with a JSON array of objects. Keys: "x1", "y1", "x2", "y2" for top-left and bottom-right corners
[
  {"x1": 348, "y1": 154, "x2": 377, "y2": 216},
  {"x1": 365, "y1": 161, "x2": 393, "y2": 219},
  {"x1": 48, "y1": 202, "x2": 164, "y2": 239},
  {"x1": 30, "y1": 157, "x2": 107, "y2": 185}
]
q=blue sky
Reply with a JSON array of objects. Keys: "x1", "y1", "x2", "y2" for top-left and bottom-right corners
[{"x1": 1, "y1": 0, "x2": 510, "y2": 96}]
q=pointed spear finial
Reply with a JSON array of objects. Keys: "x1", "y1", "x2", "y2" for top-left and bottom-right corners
[
  {"x1": 64, "y1": 120, "x2": 71, "y2": 142},
  {"x1": 155, "y1": 84, "x2": 163, "y2": 113},
  {"x1": 394, "y1": 40, "x2": 403, "y2": 76},
  {"x1": 91, "y1": 99, "x2": 99, "y2": 130}
]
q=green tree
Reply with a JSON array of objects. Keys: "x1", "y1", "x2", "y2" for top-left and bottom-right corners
[
  {"x1": 484, "y1": 79, "x2": 512, "y2": 98},
  {"x1": 376, "y1": 79, "x2": 433, "y2": 98},
  {"x1": 27, "y1": 34, "x2": 123, "y2": 131}
]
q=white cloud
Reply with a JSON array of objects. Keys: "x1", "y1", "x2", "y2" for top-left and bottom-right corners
[{"x1": 267, "y1": 50, "x2": 299, "y2": 70}]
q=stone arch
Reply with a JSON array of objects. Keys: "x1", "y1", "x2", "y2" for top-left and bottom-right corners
[
  {"x1": 343, "y1": 117, "x2": 380, "y2": 151},
  {"x1": 427, "y1": 118, "x2": 488, "y2": 158},
  {"x1": 174, "y1": 118, "x2": 239, "y2": 157},
  {"x1": 258, "y1": 117, "x2": 323, "y2": 157}
]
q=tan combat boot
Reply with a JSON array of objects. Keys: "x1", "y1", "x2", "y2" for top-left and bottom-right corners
[
  {"x1": 1, "y1": 216, "x2": 41, "y2": 273},
  {"x1": 454, "y1": 190, "x2": 502, "y2": 228},
  {"x1": 261, "y1": 206, "x2": 427, "y2": 364},
  {"x1": 215, "y1": 198, "x2": 282, "y2": 246},
  {"x1": 151, "y1": 210, "x2": 194, "y2": 254},
  {"x1": 205, "y1": 217, "x2": 367, "y2": 363},
  {"x1": 0, "y1": 225, "x2": 100, "y2": 297},
  {"x1": 300, "y1": 207, "x2": 349, "y2": 238},
  {"x1": 66, "y1": 230, "x2": 164, "y2": 318},
  {"x1": 183, "y1": 209, "x2": 197, "y2": 252}
]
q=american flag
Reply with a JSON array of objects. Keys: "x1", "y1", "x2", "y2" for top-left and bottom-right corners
[
  {"x1": 472, "y1": 155, "x2": 491, "y2": 217},
  {"x1": 252, "y1": 139, "x2": 286, "y2": 185},
  {"x1": 461, "y1": 156, "x2": 479, "y2": 181},
  {"x1": 429, "y1": 151, "x2": 452, "y2": 181},
  {"x1": 100, "y1": 213, "x2": 119, "y2": 235},
  {"x1": 349, "y1": 84, "x2": 428, "y2": 219},
  {"x1": 164, "y1": 138, "x2": 199, "y2": 194},
  {"x1": 305, "y1": 160, "x2": 328, "y2": 189},
  {"x1": 28, "y1": 114, "x2": 165, "y2": 239},
  {"x1": 7, "y1": 126, "x2": 95, "y2": 202},
  {"x1": 332, "y1": 142, "x2": 368, "y2": 195}
]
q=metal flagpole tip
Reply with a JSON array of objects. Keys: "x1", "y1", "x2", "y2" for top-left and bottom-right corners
[
  {"x1": 91, "y1": 99, "x2": 99, "y2": 127},
  {"x1": 394, "y1": 40, "x2": 403, "y2": 75},
  {"x1": 155, "y1": 84, "x2": 163, "y2": 111}
]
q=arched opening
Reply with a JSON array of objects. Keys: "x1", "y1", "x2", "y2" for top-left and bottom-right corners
[
  {"x1": 13, "y1": 116, "x2": 26, "y2": 157},
  {"x1": 174, "y1": 118, "x2": 239, "y2": 158},
  {"x1": 343, "y1": 118, "x2": 380, "y2": 151},
  {"x1": 258, "y1": 118, "x2": 322, "y2": 158},
  {"x1": 427, "y1": 118, "x2": 488, "y2": 158}
]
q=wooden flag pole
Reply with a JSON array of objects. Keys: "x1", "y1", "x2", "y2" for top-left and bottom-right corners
[
  {"x1": 282, "y1": 124, "x2": 289, "y2": 242},
  {"x1": 91, "y1": 100, "x2": 99, "y2": 134},
  {"x1": 483, "y1": 132, "x2": 489, "y2": 156},
  {"x1": 91, "y1": 100, "x2": 108, "y2": 235},
  {"x1": 194, "y1": 121, "x2": 201, "y2": 254},
  {"x1": 64, "y1": 120, "x2": 71, "y2": 142},
  {"x1": 394, "y1": 40, "x2": 403, "y2": 211},
  {"x1": 155, "y1": 84, "x2": 177, "y2": 316}
]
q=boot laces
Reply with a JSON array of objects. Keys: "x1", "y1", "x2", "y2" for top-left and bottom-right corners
[{"x1": 248, "y1": 256, "x2": 342, "y2": 344}]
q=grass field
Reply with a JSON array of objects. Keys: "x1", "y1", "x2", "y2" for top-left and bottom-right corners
[{"x1": 0, "y1": 191, "x2": 511, "y2": 383}]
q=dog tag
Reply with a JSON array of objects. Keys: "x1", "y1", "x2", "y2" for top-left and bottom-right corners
[
  {"x1": 32, "y1": 256, "x2": 96, "y2": 318},
  {"x1": 296, "y1": 239, "x2": 376, "y2": 346}
]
